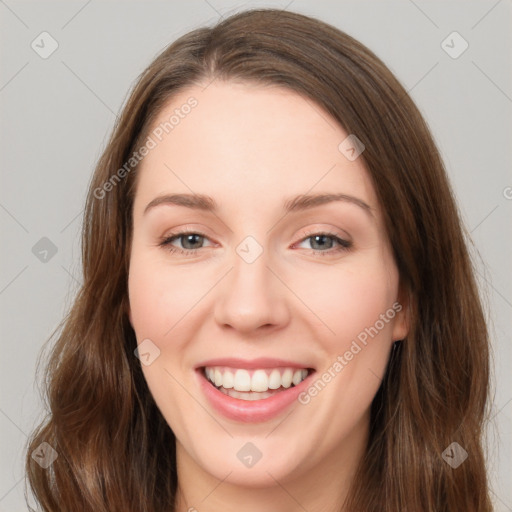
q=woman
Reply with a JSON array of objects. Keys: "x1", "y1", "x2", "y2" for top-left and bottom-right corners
[{"x1": 25, "y1": 8, "x2": 493, "y2": 511}]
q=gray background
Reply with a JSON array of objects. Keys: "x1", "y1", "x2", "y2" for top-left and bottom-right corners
[{"x1": 1, "y1": 0, "x2": 511, "y2": 510}]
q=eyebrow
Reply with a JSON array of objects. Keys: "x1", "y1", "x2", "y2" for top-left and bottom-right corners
[{"x1": 143, "y1": 192, "x2": 374, "y2": 218}]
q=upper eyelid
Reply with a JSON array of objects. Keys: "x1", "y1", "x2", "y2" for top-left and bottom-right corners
[
  {"x1": 162, "y1": 230, "x2": 215, "y2": 246},
  {"x1": 297, "y1": 228, "x2": 351, "y2": 241}
]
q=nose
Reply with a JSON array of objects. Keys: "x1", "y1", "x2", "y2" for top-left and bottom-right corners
[{"x1": 213, "y1": 246, "x2": 291, "y2": 335}]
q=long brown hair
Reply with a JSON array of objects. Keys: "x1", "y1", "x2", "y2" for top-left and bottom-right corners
[{"x1": 25, "y1": 8, "x2": 493, "y2": 511}]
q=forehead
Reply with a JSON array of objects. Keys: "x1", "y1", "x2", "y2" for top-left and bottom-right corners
[{"x1": 134, "y1": 80, "x2": 378, "y2": 217}]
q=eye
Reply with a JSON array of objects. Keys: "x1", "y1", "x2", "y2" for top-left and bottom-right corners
[
  {"x1": 158, "y1": 229, "x2": 214, "y2": 256},
  {"x1": 158, "y1": 229, "x2": 352, "y2": 257},
  {"x1": 294, "y1": 230, "x2": 352, "y2": 256}
]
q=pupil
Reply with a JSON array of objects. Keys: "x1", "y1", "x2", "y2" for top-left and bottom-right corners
[
  {"x1": 183, "y1": 234, "x2": 203, "y2": 249},
  {"x1": 312, "y1": 235, "x2": 332, "y2": 250}
]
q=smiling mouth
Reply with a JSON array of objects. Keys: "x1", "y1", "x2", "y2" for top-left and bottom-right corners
[{"x1": 201, "y1": 366, "x2": 315, "y2": 401}]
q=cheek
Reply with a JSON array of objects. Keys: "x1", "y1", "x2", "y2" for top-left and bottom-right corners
[
  {"x1": 128, "y1": 257, "x2": 200, "y2": 432},
  {"x1": 301, "y1": 259, "x2": 399, "y2": 350},
  {"x1": 128, "y1": 255, "x2": 202, "y2": 344},
  {"x1": 294, "y1": 261, "x2": 399, "y2": 439}
]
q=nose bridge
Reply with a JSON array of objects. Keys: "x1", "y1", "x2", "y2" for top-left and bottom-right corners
[{"x1": 213, "y1": 234, "x2": 290, "y2": 332}]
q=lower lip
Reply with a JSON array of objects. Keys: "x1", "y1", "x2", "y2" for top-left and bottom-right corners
[{"x1": 196, "y1": 368, "x2": 315, "y2": 423}]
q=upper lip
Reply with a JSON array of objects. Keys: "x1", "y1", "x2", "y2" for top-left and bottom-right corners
[{"x1": 195, "y1": 357, "x2": 315, "y2": 370}]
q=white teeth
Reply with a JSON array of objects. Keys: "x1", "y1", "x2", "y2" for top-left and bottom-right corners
[
  {"x1": 204, "y1": 366, "x2": 310, "y2": 393},
  {"x1": 214, "y1": 369, "x2": 223, "y2": 387},
  {"x1": 281, "y1": 368, "x2": 293, "y2": 388},
  {"x1": 268, "y1": 369, "x2": 281, "y2": 389},
  {"x1": 251, "y1": 370, "x2": 268, "y2": 392},
  {"x1": 218, "y1": 387, "x2": 276, "y2": 401},
  {"x1": 223, "y1": 370, "x2": 234, "y2": 389},
  {"x1": 292, "y1": 369, "x2": 303, "y2": 386},
  {"x1": 234, "y1": 369, "x2": 251, "y2": 391}
]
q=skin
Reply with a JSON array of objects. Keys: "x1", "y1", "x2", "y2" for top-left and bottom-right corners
[{"x1": 127, "y1": 80, "x2": 409, "y2": 512}]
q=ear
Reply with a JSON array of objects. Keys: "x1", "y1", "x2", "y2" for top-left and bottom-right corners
[{"x1": 391, "y1": 282, "x2": 410, "y2": 341}]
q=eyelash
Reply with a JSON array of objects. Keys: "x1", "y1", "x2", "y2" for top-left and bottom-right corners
[{"x1": 158, "y1": 228, "x2": 352, "y2": 257}]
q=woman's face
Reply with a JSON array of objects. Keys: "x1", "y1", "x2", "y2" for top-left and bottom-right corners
[{"x1": 128, "y1": 81, "x2": 408, "y2": 489}]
